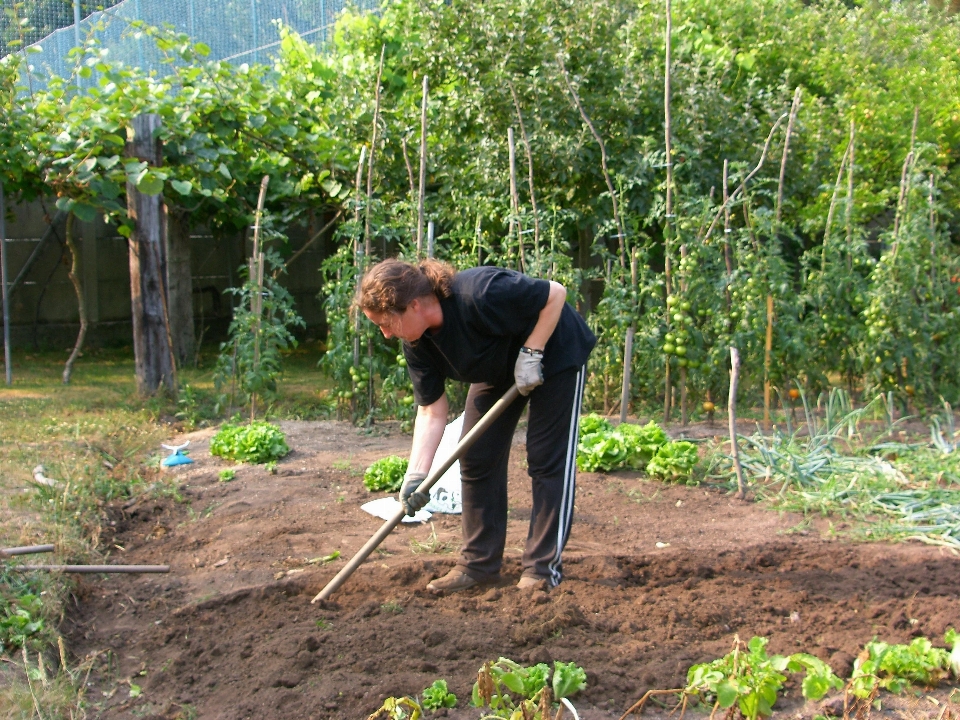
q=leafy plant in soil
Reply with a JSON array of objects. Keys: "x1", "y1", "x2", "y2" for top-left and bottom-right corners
[
  {"x1": 363, "y1": 455, "x2": 409, "y2": 492},
  {"x1": 683, "y1": 636, "x2": 841, "y2": 720},
  {"x1": 0, "y1": 593, "x2": 44, "y2": 653},
  {"x1": 646, "y1": 441, "x2": 699, "y2": 483},
  {"x1": 471, "y1": 657, "x2": 586, "y2": 718},
  {"x1": 210, "y1": 422, "x2": 290, "y2": 464},
  {"x1": 577, "y1": 420, "x2": 668, "y2": 472},
  {"x1": 623, "y1": 636, "x2": 842, "y2": 720},
  {"x1": 849, "y1": 634, "x2": 955, "y2": 697},
  {"x1": 421, "y1": 679, "x2": 457, "y2": 711}
]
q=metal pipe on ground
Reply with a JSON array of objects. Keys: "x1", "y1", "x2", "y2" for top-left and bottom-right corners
[
  {"x1": 11, "y1": 565, "x2": 170, "y2": 573},
  {"x1": 0, "y1": 544, "x2": 55, "y2": 558},
  {"x1": 311, "y1": 384, "x2": 521, "y2": 604}
]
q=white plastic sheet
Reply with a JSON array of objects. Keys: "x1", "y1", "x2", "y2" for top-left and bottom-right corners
[{"x1": 360, "y1": 414, "x2": 464, "y2": 523}]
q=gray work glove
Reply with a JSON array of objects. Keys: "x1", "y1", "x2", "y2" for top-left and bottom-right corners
[
  {"x1": 514, "y1": 347, "x2": 544, "y2": 396},
  {"x1": 399, "y1": 471, "x2": 429, "y2": 516}
]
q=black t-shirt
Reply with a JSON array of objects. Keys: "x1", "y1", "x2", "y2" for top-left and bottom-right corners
[{"x1": 403, "y1": 267, "x2": 597, "y2": 406}]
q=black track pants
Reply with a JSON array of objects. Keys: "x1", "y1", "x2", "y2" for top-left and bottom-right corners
[{"x1": 456, "y1": 365, "x2": 586, "y2": 586}]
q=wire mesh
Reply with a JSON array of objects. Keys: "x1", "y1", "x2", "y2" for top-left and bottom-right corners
[{"x1": 3, "y1": 0, "x2": 378, "y2": 85}]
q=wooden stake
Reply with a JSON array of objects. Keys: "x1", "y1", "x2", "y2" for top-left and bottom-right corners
[
  {"x1": 509, "y1": 82, "x2": 541, "y2": 269},
  {"x1": 845, "y1": 119, "x2": 856, "y2": 269},
  {"x1": 763, "y1": 294, "x2": 773, "y2": 433},
  {"x1": 0, "y1": 179, "x2": 9, "y2": 386},
  {"x1": 619, "y1": 326, "x2": 634, "y2": 425},
  {"x1": 364, "y1": 45, "x2": 385, "y2": 263},
  {"x1": 663, "y1": 0, "x2": 674, "y2": 422},
  {"x1": 729, "y1": 347, "x2": 745, "y2": 500},
  {"x1": 508, "y1": 127, "x2": 523, "y2": 271},
  {"x1": 417, "y1": 75, "x2": 429, "y2": 258},
  {"x1": 249, "y1": 175, "x2": 269, "y2": 422},
  {"x1": 775, "y1": 88, "x2": 802, "y2": 227}
]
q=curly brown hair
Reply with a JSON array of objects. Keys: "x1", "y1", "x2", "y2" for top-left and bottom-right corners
[{"x1": 355, "y1": 258, "x2": 455, "y2": 315}]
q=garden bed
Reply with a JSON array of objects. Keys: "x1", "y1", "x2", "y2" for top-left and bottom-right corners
[{"x1": 61, "y1": 419, "x2": 960, "y2": 719}]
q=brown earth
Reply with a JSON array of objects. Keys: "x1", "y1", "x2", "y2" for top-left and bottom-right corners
[{"x1": 62, "y1": 419, "x2": 960, "y2": 720}]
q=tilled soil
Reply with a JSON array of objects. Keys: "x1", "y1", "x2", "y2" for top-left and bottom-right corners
[{"x1": 63, "y1": 420, "x2": 960, "y2": 719}]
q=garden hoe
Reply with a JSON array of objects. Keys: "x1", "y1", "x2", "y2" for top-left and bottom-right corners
[{"x1": 311, "y1": 384, "x2": 520, "y2": 604}]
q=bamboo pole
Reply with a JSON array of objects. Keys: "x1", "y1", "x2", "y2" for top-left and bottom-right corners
[
  {"x1": 763, "y1": 294, "x2": 773, "y2": 433},
  {"x1": 508, "y1": 127, "x2": 523, "y2": 272},
  {"x1": 820, "y1": 137, "x2": 852, "y2": 272},
  {"x1": 845, "y1": 119, "x2": 856, "y2": 270},
  {"x1": 620, "y1": 249, "x2": 638, "y2": 424},
  {"x1": 417, "y1": 75, "x2": 429, "y2": 258},
  {"x1": 364, "y1": 45, "x2": 386, "y2": 263},
  {"x1": 249, "y1": 175, "x2": 269, "y2": 422},
  {"x1": 766, "y1": 88, "x2": 800, "y2": 433},
  {"x1": 698, "y1": 113, "x2": 789, "y2": 244},
  {"x1": 774, "y1": 88, "x2": 801, "y2": 226},
  {"x1": 509, "y1": 82, "x2": 541, "y2": 269},
  {"x1": 729, "y1": 347, "x2": 745, "y2": 500},
  {"x1": 1, "y1": 179, "x2": 11, "y2": 386},
  {"x1": 723, "y1": 158, "x2": 733, "y2": 312},
  {"x1": 663, "y1": 0, "x2": 674, "y2": 423}
]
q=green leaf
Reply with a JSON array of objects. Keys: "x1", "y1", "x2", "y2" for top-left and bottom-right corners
[
  {"x1": 194, "y1": 42, "x2": 211, "y2": 56},
  {"x1": 71, "y1": 203, "x2": 97, "y2": 223},
  {"x1": 117, "y1": 224, "x2": 132, "y2": 239},
  {"x1": 136, "y1": 170, "x2": 164, "y2": 196},
  {"x1": 716, "y1": 680, "x2": 739, "y2": 708},
  {"x1": 99, "y1": 154, "x2": 120, "y2": 170},
  {"x1": 218, "y1": 163, "x2": 232, "y2": 180},
  {"x1": 552, "y1": 660, "x2": 587, "y2": 700},
  {"x1": 171, "y1": 179, "x2": 193, "y2": 196},
  {"x1": 501, "y1": 672, "x2": 525, "y2": 694},
  {"x1": 55, "y1": 196, "x2": 75, "y2": 212}
]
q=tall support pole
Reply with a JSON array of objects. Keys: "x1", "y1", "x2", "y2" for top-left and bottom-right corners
[
  {"x1": 251, "y1": 0, "x2": 259, "y2": 64},
  {"x1": 73, "y1": 0, "x2": 82, "y2": 88},
  {"x1": 0, "y1": 180, "x2": 10, "y2": 386},
  {"x1": 663, "y1": 0, "x2": 674, "y2": 423},
  {"x1": 126, "y1": 114, "x2": 176, "y2": 396},
  {"x1": 188, "y1": 0, "x2": 196, "y2": 38},
  {"x1": 417, "y1": 76, "x2": 429, "y2": 257}
]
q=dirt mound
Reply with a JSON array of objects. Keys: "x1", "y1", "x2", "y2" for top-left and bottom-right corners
[{"x1": 63, "y1": 420, "x2": 960, "y2": 719}]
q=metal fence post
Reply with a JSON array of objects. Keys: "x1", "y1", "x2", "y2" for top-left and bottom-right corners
[
  {"x1": 251, "y1": 0, "x2": 259, "y2": 64},
  {"x1": 321, "y1": 0, "x2": 326, "y2": 45},
  {"x1": 0, "y1": 179, "x2": 11, "y2": 385},
  {"x1": 188, "y1": 0, "x2": 196, "y2": 38},
  {"x1": 73, "y1": 0, "x2": 81, "y2": 88}
]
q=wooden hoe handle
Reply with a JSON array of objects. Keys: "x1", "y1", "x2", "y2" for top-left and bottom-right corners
[{"x1": 311, "y1": 384, "x2": 520, "y2": 604}]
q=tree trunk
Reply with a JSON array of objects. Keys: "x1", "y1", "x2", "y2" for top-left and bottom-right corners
[
  {"x1": 126, "y1": 113, "x2": 176, "y2": 396},
  {"x1": 63, "y1": 214, "x2": 87, "y2": 384},
  {"x1": 166, "y1": 206, "x2": 195, "y2": 367}
]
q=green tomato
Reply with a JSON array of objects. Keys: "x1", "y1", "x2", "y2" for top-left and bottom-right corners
[
  {"x1": 666, "y1": 295, "x2": 678, "y2": 307},
  {"x1": 665, "y1": 333, "x2": 675, "y2": 343},
  {"x1": 688, "y1": 359, "x2": 700, "y2": 369},
  {"x1": 402, "y1": 395, "x2": 415, "y2": 406},
  {"x1": 663, "y1": 343, "x2": 676, "y2": 355},
  {"x1": 673, "y1": 313, "x2": 684, "y2": 324},
  {"x1": 398, "y1": 358, "x2": 407, "y2": 368},
  {"x1": 680, "y1": 301, "x2": 692, "y2": 312},
  {"x1": 675, "y1": 345, "x2": 687, "y2": 357},
  {"x1": 677, "y1": 357, "x2": 688, "y2": 367},
  {"x1": 343, "y1": 391, "x2": 354, "y2": 399}
]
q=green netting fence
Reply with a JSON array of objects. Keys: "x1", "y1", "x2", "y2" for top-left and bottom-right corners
[{"x1": 2, "y1": 0, "x2": 377, "y2": 85}]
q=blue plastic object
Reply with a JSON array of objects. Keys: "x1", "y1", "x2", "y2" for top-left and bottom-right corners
[{"x1": 161, "y1": 449, "x2": 194, "y2": 467}]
